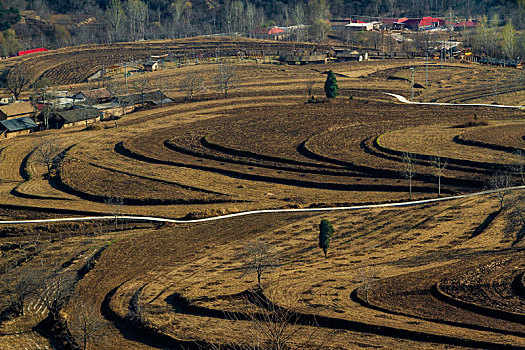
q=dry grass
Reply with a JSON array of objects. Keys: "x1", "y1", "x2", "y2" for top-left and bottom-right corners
[{"x1": 0, "y1": 43, "x2": 524, "y2": 349}]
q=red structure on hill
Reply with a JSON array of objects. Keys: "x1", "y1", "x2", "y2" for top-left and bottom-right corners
[{"x1": 18, "y1": 47, "x2": 48, "y2": 56}]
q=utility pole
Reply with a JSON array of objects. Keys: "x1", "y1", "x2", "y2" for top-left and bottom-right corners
[
  {"x1": 426, "y1": 52, "x2": 428, "y2": 85},
  {"x1": 411, "y1": 67, "x2": 415, "y2": 100},
  {"x1": 125, "y1": 62, "x2": 128, "y2": 93},
  {"x1": 440, "y1": 40, "x2": 443, "y2": 68}
]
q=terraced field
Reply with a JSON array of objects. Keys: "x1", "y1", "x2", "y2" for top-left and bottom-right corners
[{"x1": 0, "y1": 38, "x2": 524, "y2": 349}]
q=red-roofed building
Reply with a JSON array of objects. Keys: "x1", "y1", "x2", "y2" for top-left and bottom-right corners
[
  {"x1": 382, "y1": 18, "x2": 399, "y2": 27},
  {"x1": 453, "y1": 20, "x2": 478, "y2": 31},
  {"x1": 394, "y1": 17, "x2": 444, "y2": 30},
  {"x1": 268, "y1": 27, "x2": 284, "y2": 35},
  {"x1": 253, "y1": 27, "x2": 288, "y2": 40}
]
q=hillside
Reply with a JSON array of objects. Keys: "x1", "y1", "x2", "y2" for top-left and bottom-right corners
[{"x1": 0, "y1": 37, "x2": 524, "y2": 349}]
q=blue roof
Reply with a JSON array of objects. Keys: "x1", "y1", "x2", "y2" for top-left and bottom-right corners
[{"x1": 0, "y1": 117, "x2": 38, "y2": 132}]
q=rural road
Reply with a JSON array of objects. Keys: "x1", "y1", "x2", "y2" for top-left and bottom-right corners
[
  {"x1": 385, "y1": 93, "x2": 523, "y2": 109},
  {"x1": 1, "y1": 186, "x2": 523, "y2": 225}
]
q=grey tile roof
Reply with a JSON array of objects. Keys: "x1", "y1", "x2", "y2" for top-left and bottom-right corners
[
  {"x1": 0, "y1": 117, "x2": 37, "y2": 132},
  {"x1": 115, "y1": 90, "x2": 172, "y2": 106},
  {"x1": 55, "y1": 106, "x2": 102, "y2": 123}
]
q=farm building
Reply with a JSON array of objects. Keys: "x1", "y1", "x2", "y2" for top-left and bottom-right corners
[
  {"x1": 280, "y1": 50, "x2": 328, "y2": 65},
  {"x1": 453, "y1": 21, "x2": 478, "y2": 31},
  {"x1": 395, "y1": 17, "x2": 444, "y2": 30},
  {"x1": 143, "y1": 61, "x2": 159, "y2": 71},
  {"x1": 330, "y1": 19, "x2": 351, "y2": 29},
  {"x1": 0, "y1": 102, "x2": 34, "y2": 120},
  {"x1": 334, "y1": 49, "x2": 368, "y2": 62},
  {"x1": 48, "y1": 106, "x2": 102, "y2": 129},
  {"x1": 93, "y1": 101, "x2": 134, "y2": 119},
  {"x1": 345, "y1": 22, "x2": 374, "y2": 31},
  {"x1": 254, "y1": 27, "x2": 289, "y2": 40},
  {"x1": 115, "y1": 90, "x2": 173, "y2": 108},
  {"x1": 74, "y1": 88, "x2": 114, "y2": 105},
  {"x1": 381, "y1": 18, "x2": 399, "y2": 28},
  {"x1": 0, "y1": 117, "x2": 37, "y2": 138}
]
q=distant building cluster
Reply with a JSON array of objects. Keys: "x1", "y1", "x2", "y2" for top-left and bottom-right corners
[
  {"x1": 0, "y1": 86, "x2": 172, "y2": 138},
  {"x1": 330, "y1": 16, "x2": 478, "y2": 32}
]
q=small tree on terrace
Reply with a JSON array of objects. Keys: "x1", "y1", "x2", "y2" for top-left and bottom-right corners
[
  {"x1": 324, "y1": 70, "x2": 338, "y2": 98},
  {"x1": 318, "y1": 218, "x2": 334, "y2": 258},
  {"x1": 34, "y1": 136, "x2": 62, "y2": 176},
  {"x1": 305, "y1": 77, "x2": 315, "y2": 97},
  {"x1": 488, "y1": 173, "x2": 513, "y2": 211},
  {"x1": 431, "y1": 155, "x2": 448, "y2": 196},
  {"x1": 68, "y1": 300, "x2": 107, "y2": 350},
  {"x1": 180, "y1": 72, "x2": 205, "y2": 101},
  {"x1": 510, "y1": 149, "x2": 525, "y2": 185},
  {"x1": 216, "y1": 62, "x2": 237, "y2": 98},
  {"x1": 400, "y1": 152, "x2": 416, "y2": 200},
  {"x1": 240, "y1": 241, "x2": 277, "y2": 290}
]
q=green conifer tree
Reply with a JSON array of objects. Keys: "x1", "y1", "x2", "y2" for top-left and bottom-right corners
[
  {"x1": 324, "y1": 70, "x2": 339, "y2": 98},
  {"x1": 318, "y1": 219, "x2": 334, "y2": 258}
]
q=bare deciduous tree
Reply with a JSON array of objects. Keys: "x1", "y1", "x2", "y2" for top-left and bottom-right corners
[
  {"x1": 400, "y1": 152, "x2": 416, "y2": 200},
  {"x1": 240, "y1": 241, "x2": 278, "y2": 290},
  {"x1": 219, "y1": 289, "x2": 329, "y2": 350},
  {"x1": 23, "y1": 268, "x2": 76, "y2": 324},
  {"x1": 34, "y1": 136, "x2": 62, "y2": 176},
  {"x1": 106, "y1": 0, "x2": 126, "y2": 42},
  {"x1": 358, "y1": 266, "x2": 377, "y2": 303},
  {"x1": 132, "y1": 74, "x2": 151, "y2": 107},
  {"x1": 510, "y1": 149, "x2": 525, "y2": 185},
  {"x1": 180, "y1": 72, "x2": 205, "y2": 101},
  {"x1": 305, "y1": 77, "x2": 315, "y2": 97},
  {"x1": 216, "y1": 63, "x2": 237, "y2": 98},
  {"x1": 2, "y1": 265, "x2": 39, "y2": 317},
  {"x1": 104, "y1": 196, "x2": 124, "y2": 229},
  {"x1": 430, "y1": 155, "x2": 448, "y2": 196},
  {"x1": 488, "y1": 173, "x2": 513, "y2": 211},
  {"x1": 1, "y1": 65, "x2": 33, "y2": 100},
  {"x1": 69, "y1": 300, "x2": 107, "y2": 350}
]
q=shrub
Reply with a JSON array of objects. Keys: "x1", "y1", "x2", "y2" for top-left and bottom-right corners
[{"x1": 455, "y1": 114, "x2": 489, "y2": 128}]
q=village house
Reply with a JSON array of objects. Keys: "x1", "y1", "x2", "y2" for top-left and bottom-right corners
[
  {"x1": 92, "y1": 101, "x2": 134, "y2": 119},
  {"x1": 280, "y1": 49, "x2": 328, "y2": 65},
  {"x1": 453, "y1": 20, "x2": 478, "y2": 31},
  {"x1": 0, "y1": 102, "x2": 34, "y2": 121},
  {"x1": 35, "y1": 91, "x2": 78, "y2": 111},
  {"x1": 330, "y1": 19, "x2": 351, "y2": 29},
  {"x1": 0, "y1": 117, "x2": 38, "y2": 138},
  {"x1": 143, "y1": 61, "x2": 159, "y2": 72},
  {"x1": 115, "y1": 90, "x2": 173, "y2": 108},
  {"x1": 394, "y1": 17, "x2": 445, "y2": 31},
  {"x1": 345, "y1": 22, "x2": 374, "y2": 31},
  {"x1": 74, "y1": 87, "x2": 114, "y2": 105},
  {"x1": 254, "y1": 27, "x2": 288, "y2": 41},
  {"x1": 334, "y1": 49, "x2": 369, "y2": 62},
  {"x1": 48, "y1": 106, "x2": 102, "y2": 129},
  {"x1": 92, "y1": 90, "x2": 172, "y2": 119}
]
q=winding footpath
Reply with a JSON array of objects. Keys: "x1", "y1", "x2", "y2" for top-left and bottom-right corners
[
  {"x1": 0, "y1": 186, "x2": 523, "y2": 225},
  {"x1": 385, "y1": 93, "x2": 524, "y2": 109}
]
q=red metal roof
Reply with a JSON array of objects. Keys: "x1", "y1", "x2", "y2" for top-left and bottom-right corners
[
  {"x1": 18, "y1": 47, "x2": 48, "y2": 56},
  {"x1": 454, "y1": 20, "x2": 477, "y2": 28},
  {"x1": 267, "y1": 27, "x2": 285, "y2": 35},
  {"x1": 382, "y1": 18, "x2": 399, "y2": 25}
]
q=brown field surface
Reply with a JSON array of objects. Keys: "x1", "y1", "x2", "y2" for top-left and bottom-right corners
[{"x1": 0, "y1": 38, "x2": 524, "y2": 349}]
